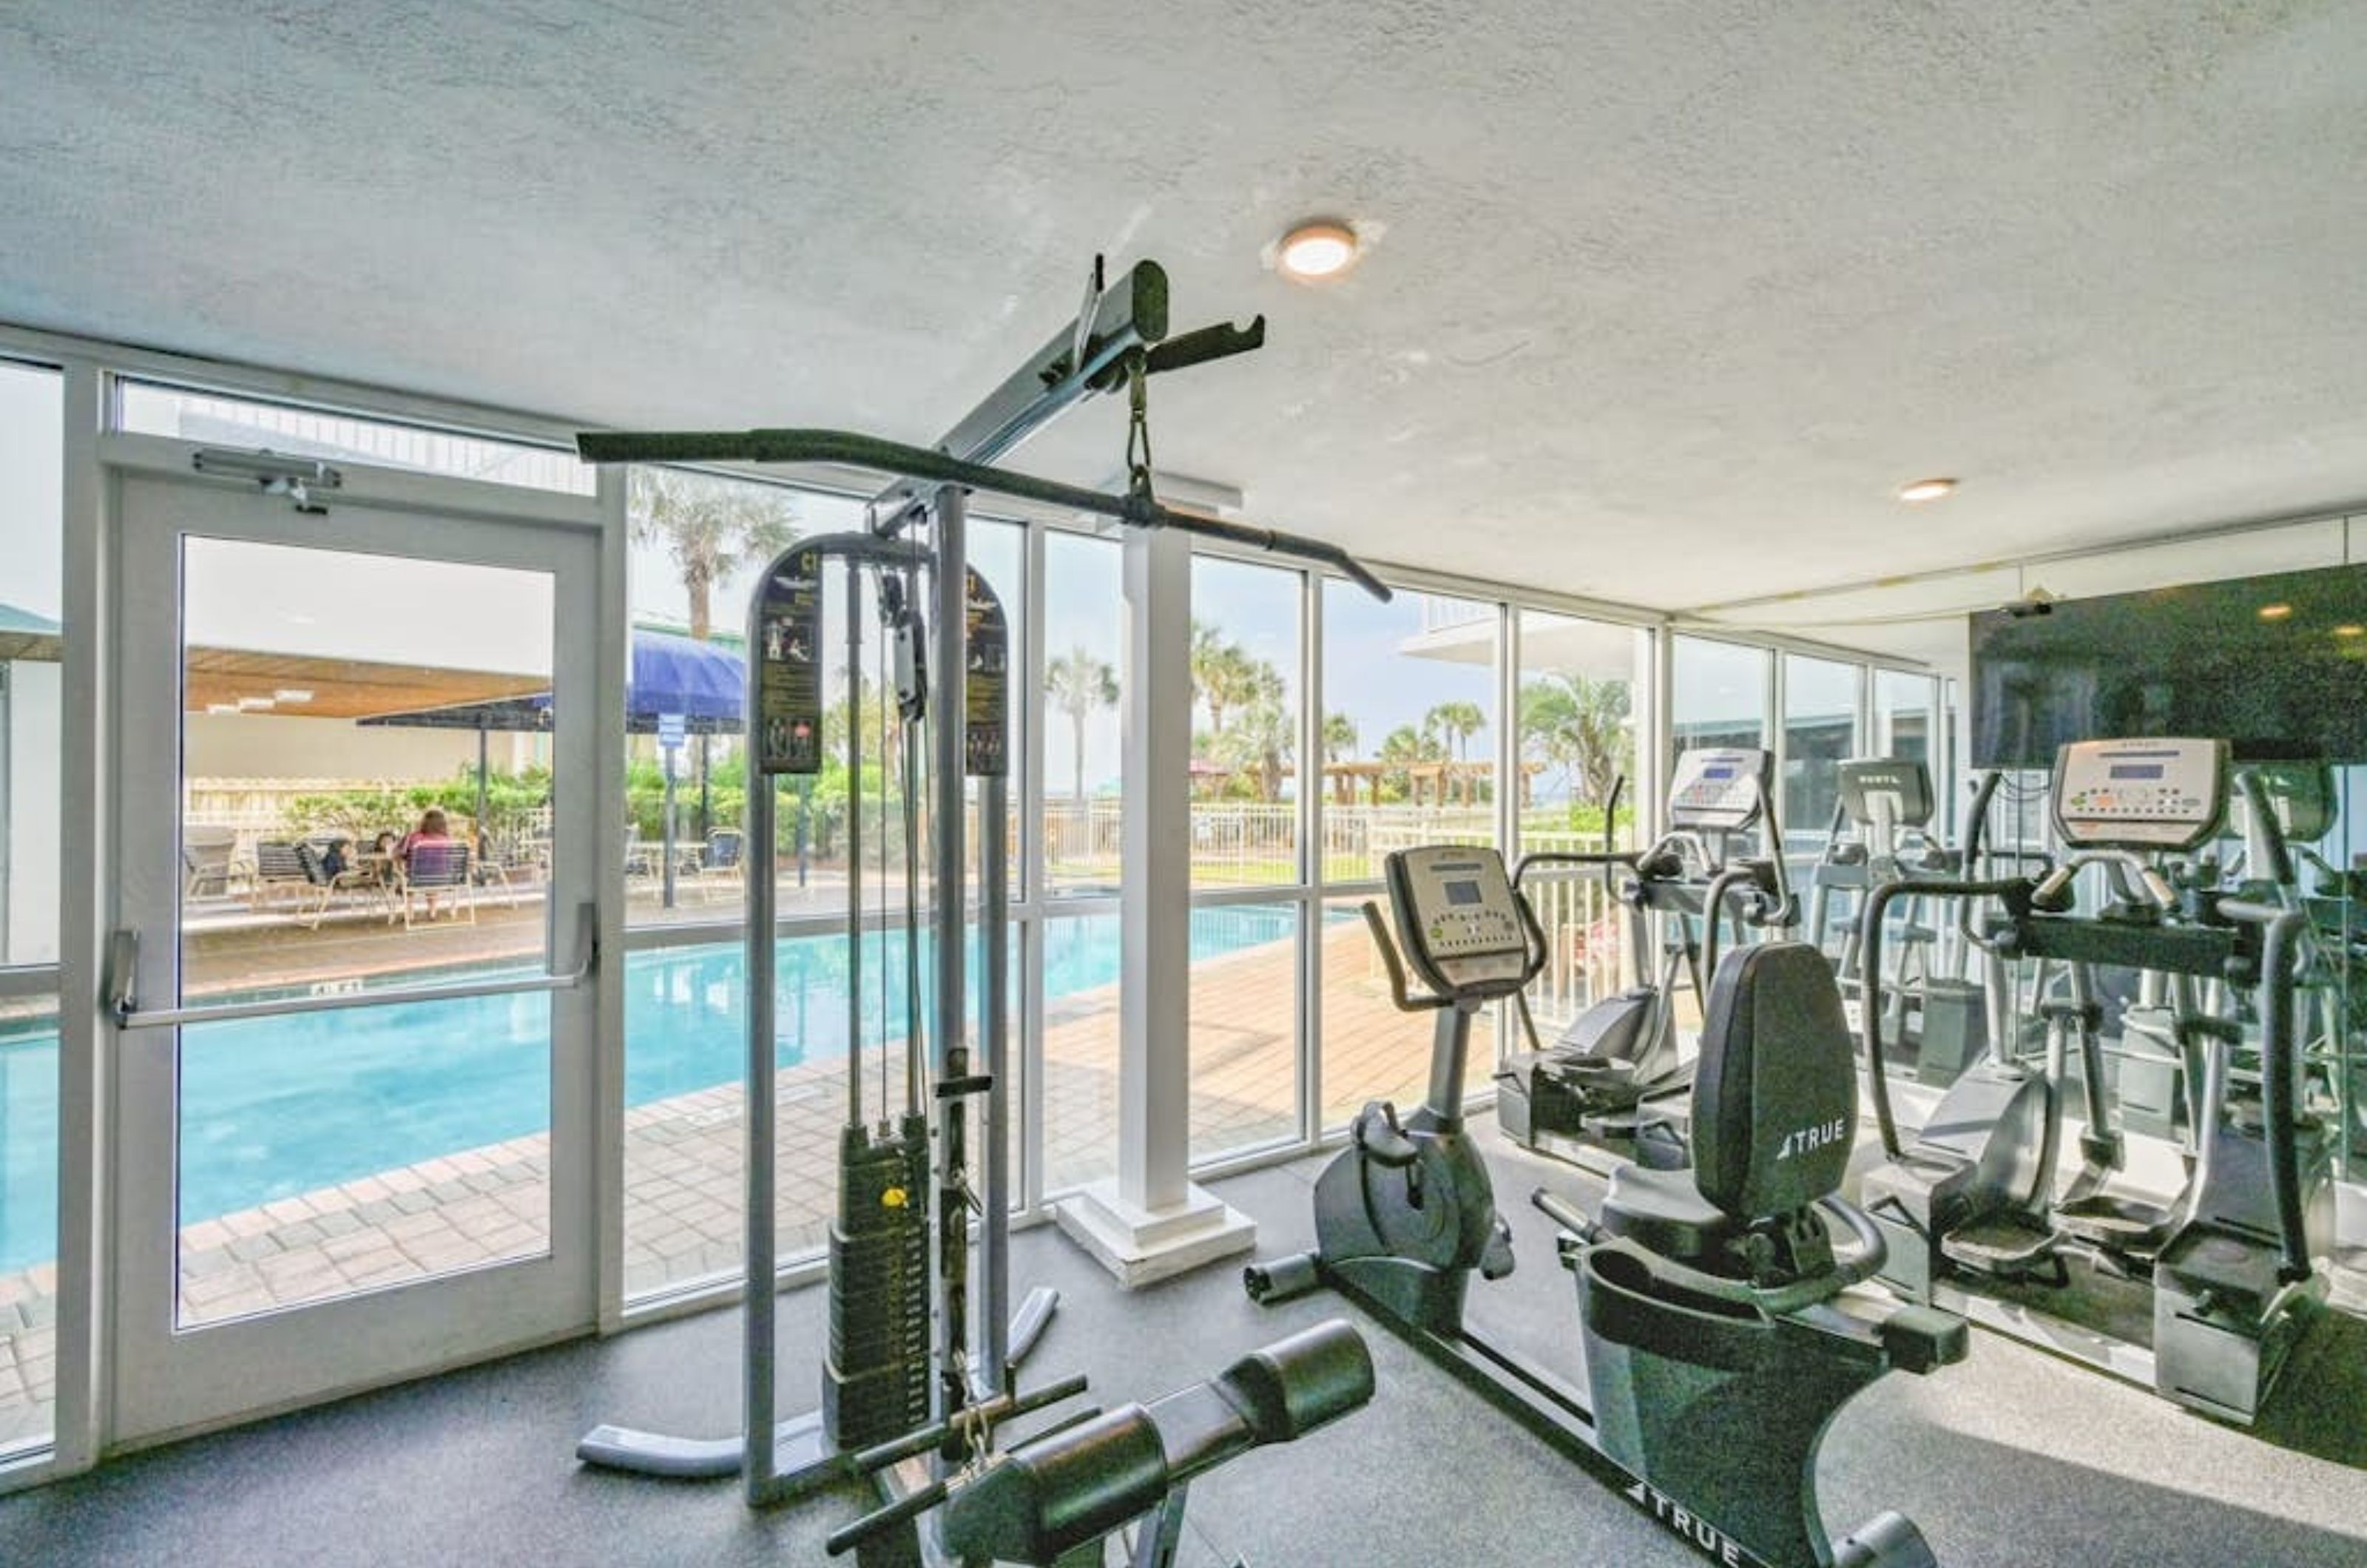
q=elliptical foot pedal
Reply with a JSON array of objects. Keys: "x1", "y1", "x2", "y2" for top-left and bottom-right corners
[
  {"x1": 2053, "y1": 1194, "x2": 2172, "y2": 1260},
  {"x1": 1940, "y1": 1217, "x2": 2061, "y2": 1280}
]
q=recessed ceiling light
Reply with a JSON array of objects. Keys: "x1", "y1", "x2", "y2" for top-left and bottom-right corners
[
  {"x1": 274, "y1": 688, "x2": 314, "y2": 703},
  {"x1": 2336, "y1": 624, "x2": 2364, "y2": 638},
  {"x1": 1896, "y1": 478, "x2": 1957, "y2": 504},
  {"x1": 1277, "y1": 220, "x2": 1360, "y2": 282},
  {"x1": 2258, "y1": 603, "x2": 2294, "y2": 621}
]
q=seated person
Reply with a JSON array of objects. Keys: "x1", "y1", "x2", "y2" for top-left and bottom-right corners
[
  {"x1": 396, "y1": 810, "x2": 462, "y2": 919},
  {"x1": 397, "y1": 809, "x2": 453, "y2": 868}
]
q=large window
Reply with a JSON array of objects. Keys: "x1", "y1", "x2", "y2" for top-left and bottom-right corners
[
  {"x1": 1188, "y1": 560, "x2": 1301, "y2": 888},
  {"x1": 1874, "y1": 669, "x2": 1934, "y2": 769},
  {"x1": 1517, "y1": 610, "x2": 1648, "y2": 1030},
  {"x1": 1041, "y1": 910, "x2": 1121, "y2": 1195},
  {"x1": 1321, "y1": 585, "x2": 1497, "y2": 883},
  {"x1": 1187, "y1": 903, "x2": 1300, "y2": 1165},
  {"x1": 1781, "y1": 655, "x2": 1860, "y2": 838},
  {"x1": 0, "y1": 988, "x2": 57, "y2": 1455},
  {"x1": 1044, "y1": 533, "x2": 1124, "y2": 897},
  {"x1": 624, "y1": 469, "x2": 808, "y2": 930},
  {"x1": 1184, "y1": 560, "x2": 1306, "y2": 1164},
  {"x1": 1319, "y1": 584, "x2": 1496, "y2": 1123},
  {"x1": 618, "y1": 479, "x2": 1024, "y2": 1300},
  {"x1": 1672, "y1": 636, "x2": 1768, "y2": 757},
  {"x1": 0, "y1": 357, "x2": 61, "y2": 1456}
]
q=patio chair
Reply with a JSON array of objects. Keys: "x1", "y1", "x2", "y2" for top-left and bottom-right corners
[
  {"x1": 400, "y1": 839, "x2": 476, "y2": 927},
  {"x1": 624, "y1": 825, "x2": 660, "y2": 884},
  {"x1": 692, "y1": 828, "x2": 745, "y2": 903},
  {"x1": 287, "y1": 840, "x2": 392, "y2": 930},
  {"x1": 472, "y1": 830, "x2": 530, "y2": 908},
  {"x1": 182, "y1": 825, "x2": 240, "y2": 899},
  {"x1": 249, "y1": 840, "x2": 314, "y2": 913}
]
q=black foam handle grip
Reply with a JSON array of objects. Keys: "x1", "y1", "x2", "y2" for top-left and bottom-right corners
[{"x1": 1208, "y1": 1318, "x2": 1375, "y2": 1448}]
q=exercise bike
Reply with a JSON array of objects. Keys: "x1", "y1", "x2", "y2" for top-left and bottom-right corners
[{"x1": 1247, "y1": 843, "x2": 1967, "y2": 1568}]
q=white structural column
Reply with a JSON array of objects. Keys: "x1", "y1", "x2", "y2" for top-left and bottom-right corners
[{"x1": 1053, "y1": 524, "x2": 1256, "y2": 1285}]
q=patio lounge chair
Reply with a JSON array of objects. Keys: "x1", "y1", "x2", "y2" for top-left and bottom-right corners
[
  {"x1": 400, "y1": 839, "x2": 476, "y2": 927},
  {"x1": 182, "y1": 826, "x2": 241, "y2": 899}
]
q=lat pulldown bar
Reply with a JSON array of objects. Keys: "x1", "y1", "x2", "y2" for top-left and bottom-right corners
[{"x1": 575, "y1": 426, "x2": 1390, "y2": 603}]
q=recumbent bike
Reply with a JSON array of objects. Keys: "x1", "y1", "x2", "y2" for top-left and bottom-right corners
[{"x1": 1247, "y1": 843, "x2": 1968, "y2": 1568}]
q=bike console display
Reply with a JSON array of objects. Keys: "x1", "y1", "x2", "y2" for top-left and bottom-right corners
[
  {"x1": 2052, "y1": 737, "x2": 2228, "y2": 852},
  {"x1": 1667, "y1": 747, "x2": 1772, "y2": 833},
  {"x1": 1384, "y1": 846, "x2": 1533, "y2": 999}
]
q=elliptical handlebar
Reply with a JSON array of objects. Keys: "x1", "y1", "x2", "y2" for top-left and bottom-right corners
[
  {"x1": 2215, "y1": 899, "x2": 2316, "y2": 1284},
  {"x1": 1860, "y1": 874, "x2": 2038, "y2": 1160},
  {"x1": 1512, "y1": 848, "x2": 1642, "y2": 885},
  {"x1": 2234, "y1": 770, "x2": 2300, "y2": 899}
]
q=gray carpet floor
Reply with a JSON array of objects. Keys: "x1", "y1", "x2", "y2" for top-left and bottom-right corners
[{"x1": 4, "y1": 1135, "x2": 2365, "y2": 1567}]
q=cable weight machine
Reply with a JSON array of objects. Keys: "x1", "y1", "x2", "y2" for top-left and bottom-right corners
[{"x1": 573, "y1": 257, "x2": 1391, "y2": 1562}]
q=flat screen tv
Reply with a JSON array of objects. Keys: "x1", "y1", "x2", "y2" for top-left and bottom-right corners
[{"x1": 1968, "y1": 564, "x2": 2367, "y2": 768}]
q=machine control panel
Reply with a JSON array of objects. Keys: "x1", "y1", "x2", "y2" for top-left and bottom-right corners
[
  {"x1": 1837, "y1": 757, "x2": 1934, "y2": 828},
  {"x1": 1384, "y1": 845, "x2": 1531, "y2": 996},
  {"x1": 1668, "y1": 747, "x2": 1772, "y2": 831},
  {"x1": 2053, "y1": 737, "x2": 2228, "y2": 851}
]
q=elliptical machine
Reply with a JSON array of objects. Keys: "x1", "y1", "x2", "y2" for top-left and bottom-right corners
[
  {"x1": 1496, "y1": 747, "x2": 1793, "y2": 1166},
  {"x1": 1857, "y1": 737, "x2": 2334, "y2": 1425},
  {"x1": 1806, "y1": 759, "x2": 1986, "y2": 1084},
  {"x1": 1249, "y1": 843, "x2": 1967, "y2": 1567}
]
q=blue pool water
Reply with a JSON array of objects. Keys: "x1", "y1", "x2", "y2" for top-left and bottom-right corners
[{"x1": 0, "y1": 908, "x2": 1299, "y2": 1272}]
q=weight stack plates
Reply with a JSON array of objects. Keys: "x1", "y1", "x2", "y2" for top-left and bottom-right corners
[{"x1": 823, "y1": 1116, "x2": 932, "y2": 1447}]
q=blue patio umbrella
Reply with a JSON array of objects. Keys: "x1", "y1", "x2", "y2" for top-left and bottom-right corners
[{"x1": 358, "y1": 626, "x2": 746, "y2": 737}]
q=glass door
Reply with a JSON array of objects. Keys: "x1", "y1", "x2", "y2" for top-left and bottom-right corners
[{"x1": 107, "y1": 456, "x2": 600, "y2": 1444}]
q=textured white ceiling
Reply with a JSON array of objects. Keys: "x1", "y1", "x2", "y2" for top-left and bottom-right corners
[{"x1": 6, "y1": 3, "x2": 2367, "y2": 624}]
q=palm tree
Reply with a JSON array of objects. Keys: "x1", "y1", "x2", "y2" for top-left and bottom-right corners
[
  {"x1": 1203, "y1": 644, "x2": 1266, "y2": 734},
  {"x1": 628, "y1": 467, "x2": 798, "y2": 641},
  {"x1": 1216, "y1": 697, "x2": 1294, "y2": 802},
  {"x1": 1425, "y1": 700, "x2": 1486, "y2": 763},
  {"x1": 1519, "y1": 672, "x2": 1633, "y2": 811},
  {"x1": 1045, "y1": 645, "x2": 1119, "y2": 805},
  {"x1": 1377, "y1": 723, "x2": 1442, "y2": 802},
  {"x1": 1322, "y1": 712, "x2": 1357, "y2": 763},
  {"x1": 1189, "y1": 619, "x2": 1229, "y2": 729}
]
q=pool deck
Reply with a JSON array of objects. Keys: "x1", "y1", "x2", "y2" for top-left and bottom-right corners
[{"x1": 0, "y1": 916, "x2": 1438, "y2": 1450}]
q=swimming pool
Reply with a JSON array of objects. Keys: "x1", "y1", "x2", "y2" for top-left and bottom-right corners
[{"x1": 0, "y1": 907, "x2": 1300, "y2": 1273}]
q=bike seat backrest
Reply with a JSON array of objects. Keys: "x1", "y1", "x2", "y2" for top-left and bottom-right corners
[{"x1": 1691, "y1": 942, "x2": 1857, "y2": 1220}]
